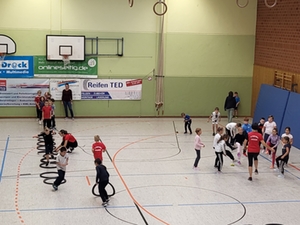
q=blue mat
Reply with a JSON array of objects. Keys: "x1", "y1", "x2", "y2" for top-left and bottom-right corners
[
  {"x1": 281, "y1": 92, "x2": 300, "y2": 149},
  {"x1": 253, "y1": 84, "x2": 290, "y2": 133}
]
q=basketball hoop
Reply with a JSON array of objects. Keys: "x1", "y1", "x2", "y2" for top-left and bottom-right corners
[
  {"x1": 62, "y1": 55, "x2": 70, "y2": 67},
  {"x1": 0, "y1": 52, "x2": 6, "y2": 64}
]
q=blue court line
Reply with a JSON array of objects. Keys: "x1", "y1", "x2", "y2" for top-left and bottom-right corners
[
  {"x1": 0, "y1": 136, "x2": 10, "y2": 182},
  {"x1": 0, "y1": 200, "x2": 299, "y2": 213}
]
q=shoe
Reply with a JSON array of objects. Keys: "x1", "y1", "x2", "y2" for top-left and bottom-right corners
[
  {"x1": 254, "y1": 169, "x2": 258, "y2": 175},
  {"x1": 70, "y1": 147, "x2": 74, "y2": 151},
  {"x1": 67, "y1": 149, "x2": 72, "y2": 153},
  {"x1": 38, "y1": 120, "x2": 42, "y2": 125},
  {"x1": 193, "y1": 167, "x2": 199, "y2": 170},
  {"x1": 72, "y1": 117, "x2": 75, "y2": 120},
  {"x1": 216, "y1": 171, "x2": 222, "y2": 174},
  {"x1": 248, "y1": 177, "x2": 252, "y2": 181},
  {"x1": 102, "y1": 202, "x2": 108, "y2": 207},
  {"x1": 105, "y1": 198, "x2": 110, "y2": 203},
  {"x1": 278, "y1": 173, "x2": 284, "y2": 178},
  {"x1": 190, "y1": 132, "x2": 192, "y2": 135},
  {"x1": 214, "y1": 165, "x2": 217, "y2": 168},
  {"x1": 52, "y1": 184, "x2": 58, "y2": 191},
  {"x1": 273, "y1": 168, "x2": 279, "y2": 172},
  {"x1": 65, "y1": 117, "x2": 68, "y2": 120},
  {"x1": 184, "y1": 132, "x2": 187, "y2": 134},
  {"x1": 212, "y1": 133, "x2": 215, "y2": 136},
  {"x1": 230, "y1": 163, "x2": 235, "y2": 166},
  {"x1": 237, "y1": 161, "x2": 241, "y2": 165},
  {"x1": 46, "y1": 161, "x2": 49, "y2": 166}
]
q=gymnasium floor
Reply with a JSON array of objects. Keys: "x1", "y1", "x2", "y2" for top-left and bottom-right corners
[{"x1": 0, "y1": 117, "x2": 299, "y2": 225}]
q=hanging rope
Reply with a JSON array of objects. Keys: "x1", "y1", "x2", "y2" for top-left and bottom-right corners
[
  {"x1": 236, "y1": 0, "x2": 249, "y2": 8},
  {"x1": 128, "y1": 0, "x2": 134, "y2": 7},
  {"x1": 265, "y1": 0, "x2": 277, "y2": 8},
  {"x1": 155, "y1": 1, "x2": 165, "y2": 113}
]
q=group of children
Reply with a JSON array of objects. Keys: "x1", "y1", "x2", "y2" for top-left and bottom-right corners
[
  {"x1": 34, "y1": 127, "x2": 110, "y2": 207},
  {"x1": 34, "y1": 90, "x2": 56, "y2": 129},
  {"x1": 192, "y1": 113, "x2": 293, "y2": 180}
]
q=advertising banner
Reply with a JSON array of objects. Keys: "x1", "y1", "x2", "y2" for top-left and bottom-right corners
[
  {"x1": 81, "y1": 79, "x2": 142, "y2": 100},
  {"x1": 0, "y1": 56, "x2": 34, "y2": 78},
  {"x1": 34, "y1": 56, "x2": 98, "y2": 78},
  {"x1": 49, "y1": 79, "x2": 81, "y2": 100},
  {"x1": 0, "y1": 79, "x2": 49, "y2": 106}
]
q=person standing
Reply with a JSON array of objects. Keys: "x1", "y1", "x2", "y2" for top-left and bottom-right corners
[
  {"x1": 92, "y1": 135, "x2": 107, "y2": 161},
  {"x1": 34, "y1": 90, "x2": 42, "y2": 122},
  {"x1": 224, "y1": 91, "x2": 236, "y2": 123},
  {"x1": 207, "y1": 107, "x2": 221, "y2": 136},
  {"x1": 276, "y1": 136, "x2": 291, "y2": 178},
  {"x1": 52, "y1": 147, "x2": 69, "y2": 191},
  {"x1": 42, "y1": 100, "x2": 52, "y2": 129},
  {"x1": 244, "y1": 123, "x2": 272, "y2": 181},
  {"x1": 193, "y1": 128, "x2": 205, "y2": 170},
  {"x1": 95, "y1": 158, "x2": 110, "y2": 207},
  {"x1": 181, "y1": 113, "x2": 192, "y2": 134},
  {"x1": 233, "y1": 92, "x2": 240, "y2": 118},
  {"x1": 62, "y1": 83, "x2": 74, "y2": 120}
]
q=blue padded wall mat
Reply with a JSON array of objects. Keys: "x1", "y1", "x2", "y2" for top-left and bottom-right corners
[
  {"x1": 253, "y1": 84, "x2": 290, "y2": 132},
  {"x1": 280, "y1": 92, "x2": 300, "y2": 149}
]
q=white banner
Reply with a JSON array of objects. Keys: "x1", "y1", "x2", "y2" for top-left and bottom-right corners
[
  {"x1": 0, "y1": 79, "x2": 49, "y2": 106},
  {"x1": 81, "y1": 79, "x2": 142, "y2": 100},
  {"x1": 49, "y1": 79, "x2": 81, "y2": 100}
]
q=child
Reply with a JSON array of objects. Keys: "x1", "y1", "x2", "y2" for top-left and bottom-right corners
[
  {"x1": 267, "y1": 128, "x2": 280, "y2": 168},
  {"x1": 34, "y1": 90, "x2": 42, "y2": 121},
  {"x1": 233, "y1": 127, "x2": 247, "y2": 164},
  {"x1": 42, "y1": 100, "x2": 52, "y2": 129},
  {"x1": 95, "y1": 158, "x2": 110, "y2": 207},
  {"x1": 33, "y1": 127, "x2": 55, "y2": 166},
  {"x1": 50, "y1": 98, "x2": 56, "y2": 129},
  {"x1": 275, "y1": 136, "x2": 291, "y2": 178},
  {"x1": 281, "y1": 127, "x2": 293, "y2": 145},
  {"x1": 257, "y1": 117, "x2": 265, "y2": 134},
  {"x1": 242, "y1": 117, "x2": 252, "y2": 134},
  {"x1": 214, "y1": 134, "x2": 228, "y2": 173},
  {"x1": 38, "y1": 96, "x2": 45, "y2": 125},
  {"x1": 262, "y1": 115, "x2": 277, "y2": 153},
  {"x1": 207, "y1": 107, "x2": 221, "y2": 136},
  {"x1": 213, "y1": 127, "x2": 224, "y2": 168},
  {"x1": 234, "y1": 92, "x2": 240, "y2": 118},
  {"x1": 193, "y1": 128, "x2": 205, "y2": 170},
  {"x1": 225, "y1": 122, "x2": 241, "y2": 147},
  {"x1": 92, "y1": 135, "x2": 107, "y2": 161},
  {"x1": 52, "y1": 146, "x2": 69, "y2": 191},
  {"x1": 181, "y1": 113, "x2": 192, "y2": 134}
]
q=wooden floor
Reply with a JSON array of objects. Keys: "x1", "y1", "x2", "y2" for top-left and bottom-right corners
[{"x1": 0, "y1": 118, "x2": 299, "y2": 225}]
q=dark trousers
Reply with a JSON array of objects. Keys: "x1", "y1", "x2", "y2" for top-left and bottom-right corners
[
  {"x1": 38, "y1": 109, "x2": 42, "y2": 120},
  {"x1": 63, "y1": 101, "x2": 74, "y2": 118},
  {"x1": 184, "y1": 120, "x2": 192, "y2": 133},
  {"x1": 98, "y1": 180, "x2": 109, "y2": 202},
  {"x1": 43, "y1": 119, "x2": 51, "y2": 128},
  {"x1": 51, "y1": 115, "x2": 56, "y2": 128},
  {"x1": 225, "y1": 150, "x2": 235, "y2": 161},
  {"x1": 66, "y1": 140, "x2": 78, "y2": 150},
  {"x1": 226, "y1": 128, "x2": 234, "y2": 146},
  {"x1": 54, "y1": 169, "x2": 65, "y2": 187},
  {"x1": 276, "y1": 155, "x2": 288, "y2": 174},
  {"x1": 36, "y1": 107, "x2": 40, "y2": 118},
  {"x1": 215, "y1": 152, "x2": 223, "y2": 171},
  {"x1": 194, "y1": 149, "x2": 201, "y2": 167}
]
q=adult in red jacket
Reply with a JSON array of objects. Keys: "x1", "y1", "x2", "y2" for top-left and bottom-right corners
[
  {"x1": 56, "y1": 129, "x2": 78, "y2": 153},
  {"x1": 245, "y1": 123, "x2": 273, "y2": 181}
]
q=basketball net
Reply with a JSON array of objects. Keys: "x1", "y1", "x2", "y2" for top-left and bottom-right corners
[
  {"x1": 62, "y1": 55, "x2": 70, "y2": 67},
  {"x1": 0, "y1": 52, "x2": 6, "y2": 64}
]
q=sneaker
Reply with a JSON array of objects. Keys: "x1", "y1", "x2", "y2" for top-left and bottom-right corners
[
  {"x1": 212, "y1": 133, "x2": 215, "y2": 136},
  {"x1": 65, "y1": 117, "x2": 68, "y2": 120},
  {"x1": 193, "y1": 167, "x2": 199, "y2": 170},
  {"x1": 46, "y1": 161, "x2": 49, "y2": 166},
  {"x1": 184, "y1": 132, "x2": 187, "y2": 134},
  {"x1": 273, "y1": 168, "x2": 279, "y2": 172},
  {"x1": 67, "y1": 149, "x2": 72, "y2": 153},
  {"x1": 278, "y1": 173, "x2": 284, "y2": 178},
  {"x1": 105, "y1": 198, "x2": 110, "y2": 203},
  {"x1": 102, "y1": 202, "x2": 108, "y2": 207},
  {"x1": 230, "y1": 163, "x2": 235, "y2": 166},
  {"x1": 254, "y1": 169, "x2": 258, "y2": 175},
  {"x1": 38, "y1": 120, "x2": 42, "y2": 125},
  {"x1": 237, "y1": 161, "x2": 241, "y2": 165},
  {"x1": 190, "y1": 132, "x2": 192, "y2": 135},
  {"x1": 52, "y1": 184, "x2": 58, "y2": 191},
  {"x1": 248, "y1": 177, "x2": 252, "y2": 181},
  {"x1": 72, "y1": 117, "x2": 75, "y2": 120}
]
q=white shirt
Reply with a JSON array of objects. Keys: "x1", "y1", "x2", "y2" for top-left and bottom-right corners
[
  {"x1": 215, "y1": 140, "x2": 226, "y2": 153},
  {"x1": 281, "y1": 133, "x2": 293, "y2": 140},
  {"x1": 226, "y1": 122, "x2": 236, "y2": 130},
  {"x1": 213, "y1": 133, "x2": 221, "y2": 148},
  {"x1": 211, "y1": 111, "x2": 220, "y2": 122},
  {"x1": 264, "y1": 121, "x2": 277, "y2": 134},
  {"x1": 56, "y1": 153, "x2": 69, "y2": 171}
]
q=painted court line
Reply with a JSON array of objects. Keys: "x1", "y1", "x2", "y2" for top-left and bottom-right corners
[{"x1": 0, "y1": 135, "x2": 10, "y2": 182}]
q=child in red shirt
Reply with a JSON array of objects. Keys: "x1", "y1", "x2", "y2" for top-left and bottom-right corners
[
  {"x1": 92, "y1": 135, "x2": 106, "y2": 161},
  {"x1": 34, "y1": 90, "x2": 42, "y2": 122},
  {"x1": 42, "y1": 100, "x2": 52, "y2": 128}
]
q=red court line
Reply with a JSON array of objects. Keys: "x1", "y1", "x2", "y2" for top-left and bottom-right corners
[
  {"x1": 112, "y1": 134, "x2": 172, "y2": 225},
  {"x1": 288, "y1": 163, "x2": 300, "y2": 171}
]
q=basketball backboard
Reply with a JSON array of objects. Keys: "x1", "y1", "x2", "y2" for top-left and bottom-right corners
[
  {"x1": 0, "y1": 34, "x2": 16, "y2": 54},
  {"x1": 46, "y1": 35, "x2": 85, "y2": 61}
]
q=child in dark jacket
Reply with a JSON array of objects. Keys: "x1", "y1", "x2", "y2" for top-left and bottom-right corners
[{"x1": 95, "y1": 158, "x2": 110, "y2": 207}]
